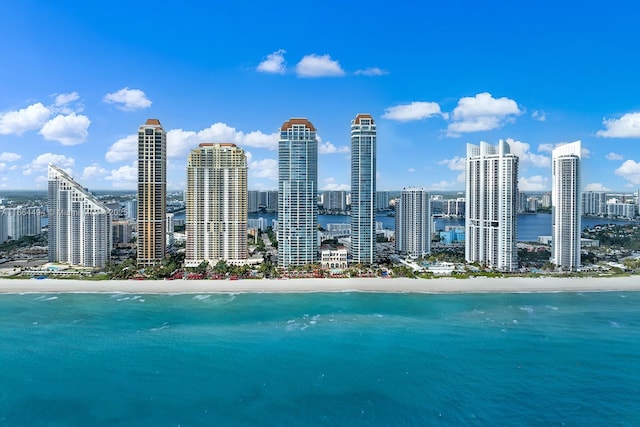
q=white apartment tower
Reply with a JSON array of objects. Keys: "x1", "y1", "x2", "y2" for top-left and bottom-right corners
[
  {"x1": 395, "y1": 188, "x2": 431, "y2": 258},
  {"x1": 465, "y1": 140, "x2": 519, "y2": 271},
  {"x1": 351, "y1": 113, "x2": 377, "y2": 264},
  {"x1": 185, "y1": 143, "x2": 248, "y2": 267},
  {"x1": 551, "y1": 141, "x2": 581, "y2": 271},
  {"x1": 278, "y1": 118, "x2": 318, "y2": 267},
  {"x1": 137, "y1": 119, "x2": 167, "y2": 266},
  {"x1": 48, "y1": 164, "x2": 112, "y2": 267}
]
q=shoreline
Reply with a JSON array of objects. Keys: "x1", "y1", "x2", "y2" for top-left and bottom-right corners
[{"x1": 1, "y1": 276, "x2": 639, "y2": 295}]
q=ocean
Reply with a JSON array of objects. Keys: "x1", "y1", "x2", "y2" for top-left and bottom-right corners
[{"x1": 1, "y1": 290, "x2": 638, "y2": 425}]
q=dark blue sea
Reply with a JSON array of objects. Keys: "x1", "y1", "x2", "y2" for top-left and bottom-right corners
[{"x1": 1, "y1": 290, "x2": 639, "y2": 425}]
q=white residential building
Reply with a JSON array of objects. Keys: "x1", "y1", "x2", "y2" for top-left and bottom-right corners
[{"x1": 395, "y1": 188, "x2": 431, "y2": 258}]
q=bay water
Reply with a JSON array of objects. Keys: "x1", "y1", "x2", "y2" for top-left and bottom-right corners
[{"x1": 1, "y1": 289, "x2": 638, "y2": 425}]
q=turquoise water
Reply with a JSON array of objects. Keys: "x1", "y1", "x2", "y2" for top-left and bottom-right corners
[{"x1": 1, "y1": 290, "x2": 639, "y2": 425}]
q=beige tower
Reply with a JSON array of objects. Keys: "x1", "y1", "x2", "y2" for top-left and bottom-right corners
[
  {"x1": 137, "y1": 119, "x2": 167, "y2": 266},
  {"x1": 185, "y1": 143, "x2": 248, "y2": 267}
]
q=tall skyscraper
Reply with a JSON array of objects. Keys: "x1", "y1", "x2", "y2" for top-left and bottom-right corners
[
  {"x1": 465, "y1": 140, "x2": 519, "y2": 271},
  {"x1": 395, "y1": 188, "x2": 430, "y2": 258},
  {"x1": 137, "y1": 119, "x2": 167, "y2": 266},
  {"x1": 350, "y1": 113, "x2": 376, "y2": 264},
  {"x1": 322, "y1": 190, "x2": 347, "y2": 211},
  {"x1": 376, "y1": 191, "x2": 390, "y2": 210},
  {"x1": 48, "y1": 164, "x2": 112, "y2": 267},
  {"x1": 185, "y1": 143, "x2": 248, "y2": 267},
  {"x1": 551, "y1": 141, "x2": 581, "y2": 271},
  {"x1": 278, "y1": 118, "x2": 318, "y2": 267},
  {"x1": 248, "y1": 190, "x2": 260, "y2": 213}
]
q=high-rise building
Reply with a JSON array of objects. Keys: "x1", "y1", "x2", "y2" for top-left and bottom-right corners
[
  {"x1": 323, "y1": 190, "x2": 347, "y2": 211},
  {"x1": 137, "y1": 119, "x2": 167, "y2": 266},
  {"x1": 350, "y1": 113, "x2": 376, "y2": 264},
  {"x1": 395, "y1": 188, "x2": 431, "y2": 258},
  {"x1": 48, "y1": 164, "x2": 112, "y2": 267},
  {"x1": 465, "y1": 140, "x2": 519, "y2": 271},
  {"x1": 278, "y1": 118, "x2": 318, "y2": 267},
  {"x1": 248, "y1": 190, "x2": 260, "y2": 213},
  {"x1": 551, "y1": 141, "x2": 581, "y2": 271},
  {"x1": 581, "y1": 191, "x2": 607, "y2": 216},
  {"x1": 1, "y1": 207, "x2": 41, "y2": 242},
  {"x1": 185, "y1": 143, "x2": 248, "y2": 267},
  {"x1": 376, "y1": 191, "x2": 390, "y2": 210}
]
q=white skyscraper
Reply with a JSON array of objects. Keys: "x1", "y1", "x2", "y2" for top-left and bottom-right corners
[
  {"x1": 465, "y1": 140, "x2": 519, "y2": 271},
  {"x1": 185, "y1": 143, "x2": 248, "y2": 267},
  {"x1": 395, "y1": 188, "x2": 431, "y2": 258},
  {"x1": 278, "y1": 118, "x2": 318, "y2": 267},
  {"x1": 551, "y1": 141, "x2": 581, "y2": 271},
  {"x1": 351, "y1": 113, "x2": 377, "y2": 264},
  {"x1": 48, "y1": 164, "x2": 112, "y2": 267}
]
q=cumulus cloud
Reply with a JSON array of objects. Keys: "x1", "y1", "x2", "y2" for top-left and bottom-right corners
[
  {"x1": 105, "y1": 134, "x2": 138, "y2": 162},
  {"x1": 0, "y1": 102, "x2": 51, "y2": 135},
  {"x1": 318, "y1": 141, "x2": 349, "y2": 154},
  {"x1": 584, "y1": 183, "x2": 610, "y2": 191},
  {"x1": 54, "y1": 92, "x2": 79, "y2": 106},
  {"x1": 596, "y1": 112, "x2": 640, "y2": 138},
  {"x1": 249, "y1": 158, "x2": 278, "y2": 180},
  {"x1": 614, "y1": 159, "x2": 640, "y2": 185},
  {"x1": 428, "y1": 180, "x2": 458, "y2": 191},
  {"x1": 105, "y1": 162, "x2": 138, "y2": 189},
  {"x1": 0, "y1": 152, "x2": 21, "y2": 162},
  {"x1": 382, "y1": 101, "x2": 447, "y2": 122},
  {"x1": 354, "y1": 67, "x2": 388, "y2": 76},
  {"x1": 447, "y1": 92, "x2": 521, "y2": 136},
  {"x1": 295, "y1": 54, "x2": 345, "y2": 78},
  {"x1": 321, "y1": 177, "x2": 349, "y2": 191},
  {"x1": 39, "y1": 113, "x2": 91, "y2": 145},
  {"x1": 23, "y1": 153, "x2": 75, "y2": 176},
  {"x1": 438, "y1": 156, "x2": 466, "y2": 171},
  {"x1": 81, "y1": 163, "x2": 108, "y2": 181},
  {"x1": 531, "y1": 110, "x2": 547, "y2": 122},
  {"x1": 606, "y1": 152, "x2": 624, "y2": 161},
  {"x1": 519, "y1": 175, "x2": 548, "y2": 191},
  {"x1": 103, "y1": 87, "x2": 152, "y2": 111},
  {"x1": 257, "y1": 49, "x2": 287, "y2": 74},
  {"x1": 504, "y1": 138, "x2": 550, "y2": 168},
  {"x1": 52, "y1": 92, "x2": 83, "y2": 114}
]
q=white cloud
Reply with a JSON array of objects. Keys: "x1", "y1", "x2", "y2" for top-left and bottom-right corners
[
  {"x1": 354, "y1": 67, "x2": 388, "y2": 76},
  {"x1": 52, "y1": 92, "x2": 83, "y2": 114},
  {"x1": 584, "y1": 183, "x2": 610, "y2": 191},
  {"x1": 54, "y1": 92, "x2": 79, "y2": 106},
  {"x1": 447, "y1": 92, "x2": 521, "y2": 136},
  {"x1": 505, "y1": 138, "x2": 550, "y2": 168},
  {"x1": 606, "y1": 152, "x2": 624, "y2": 161},
  {"x1": 168, "y1": 123, "x2": 279, "y2": 159},
  {"x1": 408, "y1": 168, "x2": 415, "y2": 173},
  {"x1": 249, "y1": 158, "x2": 278, "y2": 180},
  {"x1": 0, "y1": 102, "x2": 51, "y2": 135},
  {"x1": 438, "y1": 156, "x2": 466, "y2": 171},
  {"x1": 320, "y1": 177, "x2": 349, "y2": 191},
  {"x1": 428, "y1": 180, "x2": 458, "y2": 191},
  {"x1": 103, "y1": 87, "x2": 152, "y2": 111},
  {"x1": 519, "y1": 175, "x2": 548, "y2": 191},
  {"x1": 538, "y1": 143, "x2": 554, "y2": 153},
  {"x1": 295, "y1": 54, "x2": 345, "y2": 78},
  {"x1": 0, "y1": 152, "x2": 21, "y2": 162},
  {"x1": 105, "y1": 134, "x2": 138, "y2": 163},
  {"x1": 531, "y1": 110, "x2": 547, "y2": 122},
  {"x1": 81, "y1": 163, "x2": 108, "y2": 181},
  {"x1": 257, "y1": 49, "x2": 286, "y2": 74},
  {"x1": 382, "y1": 101, "x2": 447, "y2": 122},
  {"x1": 39, "y1": 113, "x2": 91, "y2": 145},
  {"x1": 318, "y1": 141, "x2": 349, "y2": 154},
  {"x1": 23, "y1": 153, "x2": 75, "y2": 176},
  {"x1": 106, "y1": 162, "x2": 138, "y2": 189},
  {"x1": 596, "y1": 112, "x2": 640, "y2": 138},
  {"x1": 615, "y1": 160, "x2": 640, "y2": 185}
]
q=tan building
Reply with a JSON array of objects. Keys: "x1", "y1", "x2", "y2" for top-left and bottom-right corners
[
  {"x1": 185, "y1": 143, "x2": 248, "y2": 267},
  {"x1": 137, "y1": 119, "x2": 167, "y2": 266}
]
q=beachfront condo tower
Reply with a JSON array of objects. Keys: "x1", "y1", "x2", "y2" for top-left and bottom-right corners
[
  {"x1": 278, "y1": 118, "x2": 318, "y2": 267},
  {"x1": 350, "y1": 113, "x2": 377, "y2": 264},
  {"x1": 465, "y1": 140, "x2": 519, "y2": 271},
  {"x1": 185, "y1": 143, "x2": 248, "y2": 267},
  {"x1": 395, "y1": 187, "x2": 431, "y2": 258},
  {"x1": 48, "y1": 164, "x2": 112, "y2": 267},
  {"x1": 551, "y1": 141, "x2": 581, "y2": 271},
  {"x1": 137, "y1": 119, "x2": 167, "y2": 266}
]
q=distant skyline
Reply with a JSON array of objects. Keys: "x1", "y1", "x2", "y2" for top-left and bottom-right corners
[{"x1": 2, "y1": 1, "x2": 640, "y2": 192}]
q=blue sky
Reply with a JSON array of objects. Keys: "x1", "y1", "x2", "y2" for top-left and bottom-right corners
[{"x1": 1, "y1": 0, "x2": 640, "y2": 193}]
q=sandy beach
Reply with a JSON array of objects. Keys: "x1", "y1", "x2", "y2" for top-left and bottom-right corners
[{"x1": 0, "y1": 276, "x2": 639, "y2": 294}]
